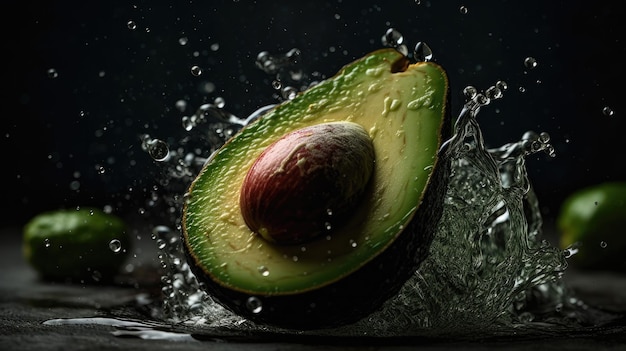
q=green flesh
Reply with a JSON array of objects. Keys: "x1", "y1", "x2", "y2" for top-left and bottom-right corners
[{"x1": 183, "y1": 49, "x2": 448, "y2": 295}]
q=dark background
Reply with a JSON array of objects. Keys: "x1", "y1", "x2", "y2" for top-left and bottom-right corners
[{"x1": 4, "y1": 0, "x2": 625, "y2": 231}]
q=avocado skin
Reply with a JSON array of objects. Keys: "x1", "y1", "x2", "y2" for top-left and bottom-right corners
[
  {"x1": 183, "y1": 74, "x2": 452, "y2": 329},
  {"x1": 22, "y1": 208, "x2": 130, "y2": 283},
  {"x1": 558, "y1": 182, "x2": 626, "y2": 270}
]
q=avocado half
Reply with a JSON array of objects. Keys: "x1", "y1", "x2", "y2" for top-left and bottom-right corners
[{"x1": 182, "y1": 48, "x2": 451, "y2": 329}]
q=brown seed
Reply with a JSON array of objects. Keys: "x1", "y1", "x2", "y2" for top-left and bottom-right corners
[{"x1": 240, "y1": 122, "x2": 375, "y2": 245}]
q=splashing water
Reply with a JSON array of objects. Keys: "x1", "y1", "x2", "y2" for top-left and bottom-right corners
[
  {"x1": 352, "y1": 90, "x2": 567, "y2": 334},
  {"x1": 136, "y1": 39, "x2": 612, "y2": 336}
]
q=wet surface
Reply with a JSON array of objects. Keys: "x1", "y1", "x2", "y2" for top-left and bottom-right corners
[{"x1": 1, "y1": 226, "x2": 625, "y2": 350}]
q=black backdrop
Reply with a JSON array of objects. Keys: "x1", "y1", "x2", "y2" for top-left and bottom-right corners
[{"x1": 4, "y1": 0, "x2": 625, "y2": 228}]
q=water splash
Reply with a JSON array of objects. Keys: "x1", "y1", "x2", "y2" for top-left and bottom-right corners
[
  {"x1": 352, "y1": 87, "x2": 567, "y2": 334},
  {"x1": 134, "y1": 36, "x2": 614, "y2": 335},
  {"x1": 255, "y1": 48, "x2": 316, "y2": 102}
]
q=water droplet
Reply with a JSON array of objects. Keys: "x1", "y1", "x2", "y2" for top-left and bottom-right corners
[
  {"x1": 485, "y1": 86, "x2": 503, "y2": 100},
  {"x1": 600, "y1": 241, "x2": 607, "y2": 248},
  {"x1": 602, "y1": 106, "x2": 614, "y2": 116},
  {"x1": 563, "y1": 243, "x2": 579, "y2": 258},
  {"x1": 201, "y1": 81, "x2": 216, "y2": 94},
  {"x1": 326, "y1": 208, "x2": 333, "y2": 216},
  {"x1": 463, "y1": 86, "x2": 478, "y2": 100},
  {"x1": 281, "y1": 86, "x2": 297, "y2": 100},
  {"x1": 182, "y1": 116, "x2": 193, "y2": 131},
  {"x1": 413, "y1": 42, "x2": 433, "y2": 62},
  {"x1": 178, "y1": 37, "x2": 188, "y2": 46},
  {"x1": 524, "y1": 57, "x2": 538, "y2": 69},
  {"x1": 109, "y1": 239, "x2": 122, "y2": 253},
  {"x1": 47, "y1": 68, "x2": 58, "y2": 79},
  {"x1": 289, "y1": 69, "x2": 304, "y2": 81},
  {"x1": 44, "y1": 238, "x2": 51, "y2": 248},
  {"x1": 563, "y1": 249, "x2": 572, "y2": 259},
  {"x1": 324, "y1": 222, "x2": 332, "y2": 230},
  {"x1": 156, "y1": 239, "x2": 167, "y2": 250},
  {"x1": 459, "y1": 6, "x2": 468, "y2": 14},
  {"x1": 262, "y1": 60, "x2": 277, "y2": 75},
  {"x1": 145, "y1": 138, "x2": 170, "y2": 161},
  {"x1": 256, "y1": 51, "x2": 270, "y2": 63},
  {"x1": 175, "y1": 99, "x2": 187, "y2": 112},
  {"x1": 285, "y1": 48, "x2": 301, "y2": 65},
  {"x1": 153, "y1": 225, "x2": 177, "y2": 244},
  {"x1": 257, "y1": 266, "x2": 270, "y2": 276},
  {"x1": 190, "y1": 66, "x2": 202, "y2": 76},
  {"x1": 382, "y1": 28, "x2": 404, "y2": 47},
  {"x1": 255, "y1": 48, "x2": 301, "y2": 76},
  {"x1": 214, "y1": 97, "x2": 226, "y2": 108},
  {"x1": 210, "y1": 43, "x2": 220, "y2": 51},
  {"x1": 127, "y1": 20, "x2": 137, "y2": 30},
  {"x1": 246, "y1": 297, "x2": 263, "y2": 313},
  {"x1": 474, "y1": 93, "x2": 490, "y2": 106}
]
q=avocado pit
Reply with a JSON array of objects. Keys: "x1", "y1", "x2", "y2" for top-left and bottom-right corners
[{"x1": 239, "y1": 121, "x2": 375, "y2": 245}]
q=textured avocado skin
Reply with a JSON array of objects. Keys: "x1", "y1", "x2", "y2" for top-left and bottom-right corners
[
  {"x1": 22, "y1": 208, "x2": 130, "y2": 283},
  {"x1": 184, "y1": 50, "x2": 452, "y2": 329}
]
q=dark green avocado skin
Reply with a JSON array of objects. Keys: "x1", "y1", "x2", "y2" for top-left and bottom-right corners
[{"x1": 183, "y1": 93, "x2": 452, "y2": 330}]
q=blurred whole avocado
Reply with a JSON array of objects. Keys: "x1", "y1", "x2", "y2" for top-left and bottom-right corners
[
  {"x1": 22, "y1": 208, "x2": 131, "y2": 283},
  {"x1": 558, "y1": 182, "x2": 626, "y2": 271}
]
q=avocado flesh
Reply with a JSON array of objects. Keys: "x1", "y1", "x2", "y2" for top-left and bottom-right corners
[{"x1": 183, "y1": 48, "x2": 450, "y2": 327}]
